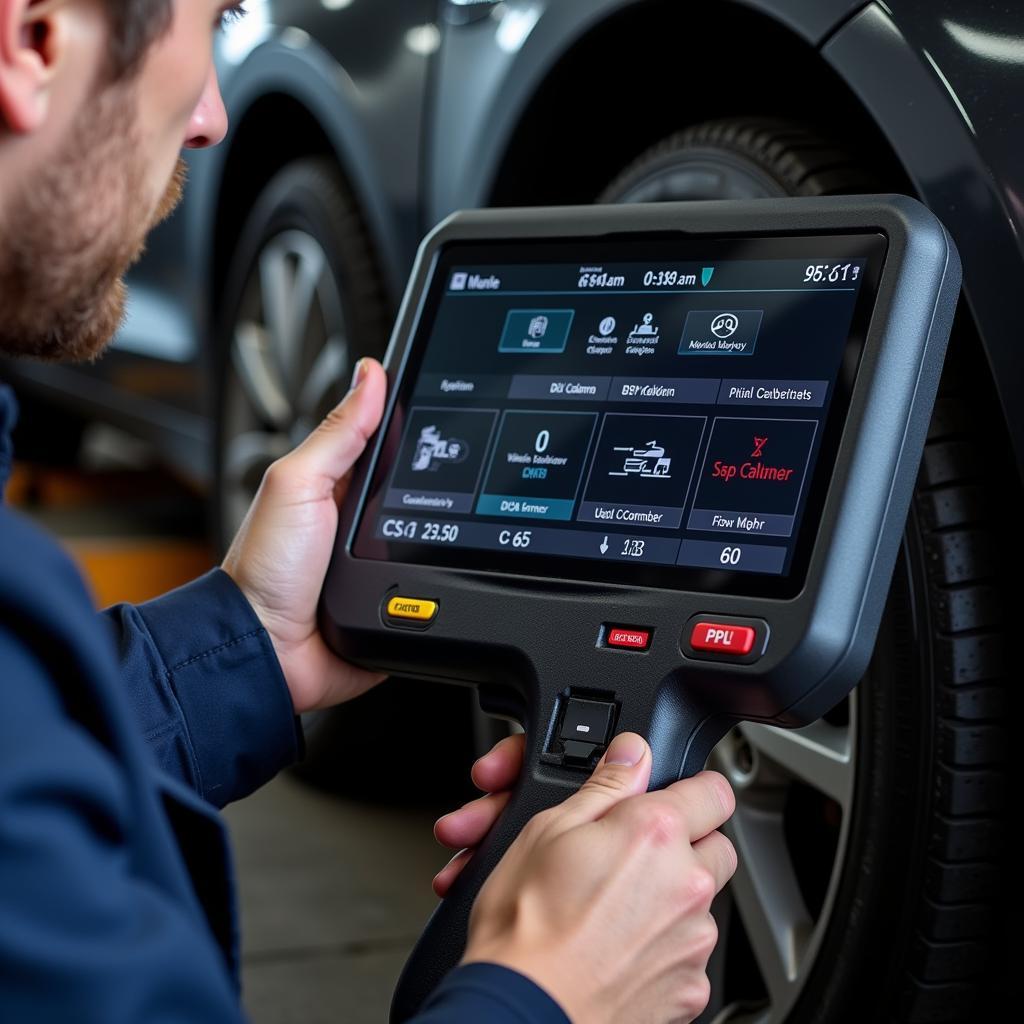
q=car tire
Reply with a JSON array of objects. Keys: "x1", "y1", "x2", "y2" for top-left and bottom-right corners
[
  {"x1": 214, "y1": 157, "x2": 390, "y2": 546},
  {"x1": 600, "y1": 119, "x2": 1010, "y2": 1022},
  {"x1": 215, "y1": 157, "x2": 475, "y2": 802}
]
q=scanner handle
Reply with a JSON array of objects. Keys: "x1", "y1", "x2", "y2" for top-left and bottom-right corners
[
  {"x1": 390, "y1": 702, "x2": 728, "y2": 1022},
  {"x1": 390, "y1": 756, "x2": 565, "y2": 1022}
]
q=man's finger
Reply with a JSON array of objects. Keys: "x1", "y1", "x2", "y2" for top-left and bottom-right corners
[
  {"x1": 690, "y1": 830, "x2": 738, "y2": 895},
  {"x1": 661, "y1": 771, "x2": 736, "y2": 842},
  {"x1": 434, "y1": 790, "x2": 512, "y2": 851},
  {"x1": 286, "y1": 358, "x2": 387, "y2": 490},
  {"x1": 547, "y1": 732, "x2": 652, "y2": 832},
  {"x1": 470, "y1": 733, "x2": 525, "y2": 793},
  {"x1": 432, "y1": 848, "x2": 473, "y2": 898}
]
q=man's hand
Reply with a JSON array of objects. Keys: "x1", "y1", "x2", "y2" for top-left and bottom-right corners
[
  {"x1": 222, "y1": 358, "x2": 388, "y2": 714},
  {"x1": 463, "y1": 733, "x2": 737, "y2": 1024},
  {"x1": 433, "y1": 733, "x2": 526, "y2": 897}
]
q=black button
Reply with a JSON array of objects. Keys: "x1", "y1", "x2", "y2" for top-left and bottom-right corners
[
  {"x1": 560, "y1": 699, "x2": 614, "y2": 746},
  {"x1": 562, "y1": 740, "x2": 598, "y2": 764}
]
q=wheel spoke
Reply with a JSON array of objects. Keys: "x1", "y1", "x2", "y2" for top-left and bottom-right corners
[
  {"x1": 725, "y1": 806, "x2": 814, "y2": 1006},
  {"x1": 258, "y1": 240, "x2": 295, "y2": 380},
  {"x1": 257, "y1": 232, "x2": 328, "y2": 398},
  {"x1": 288, "y1": 235, "x2": 328, "y2": 366},
  {"x1": 296, "y1": 333, "x2": 350, "y2": 422},
  {"x1": 232, "y1": 322, "x2": 293, "y2": 428},
  {"x1": 737, "y1": 718, "x2": 853, "y2": 808},
  {"x1": 223, "y1": 429, "x2": 291, "y2": 488}
]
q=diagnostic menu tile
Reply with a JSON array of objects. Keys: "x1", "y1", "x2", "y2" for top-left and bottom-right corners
[
  {"x1": 678, "y1": 309, "x2": 764, "y2": 356},
  {"x1": 499, "y1": 310, "x2": 575, "y2": 353},
  {"x1": 687, "y1": 417, "x2": 818, "y2": 538},
  {"x1": 578, "y1": 414, "x2": 707, "y2": 530},
  {"x1": 385, "y1": 407, "x2": 498, "y2": 514},
  {"x1": 477, "y1": 410, "x2": 598, "y2": 521}
]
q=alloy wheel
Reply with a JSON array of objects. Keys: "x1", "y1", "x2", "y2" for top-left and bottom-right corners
[
  {"x1": 221, "y1": 228, "x2": 351, "y2": 536},
  {"x1": 707, "y1": 702, "x2": 856, "y2": 1021}
]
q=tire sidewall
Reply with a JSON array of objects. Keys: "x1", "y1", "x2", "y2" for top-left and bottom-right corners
[{"x1": 212, "y1": 159, "x2": 386, "y2": 551}]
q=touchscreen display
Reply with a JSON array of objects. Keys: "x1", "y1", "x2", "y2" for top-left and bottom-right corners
[{"x1": 352, "y1": 233, "x2": 885, "y2": 597}]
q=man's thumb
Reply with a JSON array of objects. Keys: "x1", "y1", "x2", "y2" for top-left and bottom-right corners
[
  {"x1": 288, "y1": 358, "x2": 387, "y2": 488},
  {"x1": 556, "y1": 733, "x2": 652, "y2": 828}
]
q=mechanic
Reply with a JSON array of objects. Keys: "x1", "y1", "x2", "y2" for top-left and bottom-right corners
[{"x1": 0, "y1": 3, "x2": 737, "y2": 1022}]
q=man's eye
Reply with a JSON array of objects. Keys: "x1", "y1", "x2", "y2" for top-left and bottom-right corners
[{"x1": 218, "y1": 4, "x2": 246, "y2": 30}]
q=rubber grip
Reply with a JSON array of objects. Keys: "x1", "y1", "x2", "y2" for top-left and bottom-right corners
[
  {"x1": 390, "y1": 744, "x2": 568, "y2": 1020},
  {"x1": 391, "y1": 707, "x2": 727, "y2": 1021}
]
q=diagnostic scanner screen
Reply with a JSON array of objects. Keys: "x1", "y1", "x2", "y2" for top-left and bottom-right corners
[{"x1": 352, "y1": 233, "x2": 886, "y2": 597}]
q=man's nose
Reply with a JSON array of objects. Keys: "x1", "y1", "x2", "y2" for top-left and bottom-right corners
[{"x1": 184, "y1": 67, "x2": 228, "y2": 149}]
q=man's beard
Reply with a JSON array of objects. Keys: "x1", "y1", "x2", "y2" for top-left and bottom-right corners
[{"x1": 0, "y1": 84, "x2": 187, "y2": 363}]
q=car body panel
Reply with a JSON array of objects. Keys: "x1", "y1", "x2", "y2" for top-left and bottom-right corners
[
  {"x1": 426, "y1": 0, "x2": 869, "y2": 221},
  {"x1": 824, "y1": 2, "x2": 1024, "y2": 473}
]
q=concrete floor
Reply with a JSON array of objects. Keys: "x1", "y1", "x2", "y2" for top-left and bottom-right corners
[
  {"x1": 12, "y1": 434, "x2": 452, "y2": 1024},
  {"x1": 224, "y1": 776, "x2": 445, "y2": 1024}
]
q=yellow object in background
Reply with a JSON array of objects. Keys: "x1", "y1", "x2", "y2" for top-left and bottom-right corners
[
  {"x1": 67, "y1": 539, "x2": 215, "y2": 607},
  {"x1": 9, "y1": 462, "x2": 213, "y2": 606}
]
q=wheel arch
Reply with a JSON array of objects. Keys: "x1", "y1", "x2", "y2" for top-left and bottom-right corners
[
  {"x1": 458, "y1": 0, "x2": 1022, "y2": 472},
  {"x1": 823, "y1": 3, "x2": 1024, "y2": 475},
  {"x1": 210, "y1": 44, "x2": 405, "y2": 302},
  {"x1": 483, "y1": 1, "x2": 908, "y2": 208},
  {"x1": 191, "y1": 38, "x2": 409, "y2": 423}
]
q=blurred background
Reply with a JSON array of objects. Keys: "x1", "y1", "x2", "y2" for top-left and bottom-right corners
[{"x1": 3, "y1": 1, "x2": 1018, "y2": 1022}]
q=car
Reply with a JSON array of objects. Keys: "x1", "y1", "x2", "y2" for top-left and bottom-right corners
[{"x1": 4, "y1": 1, "x2": 1016, "y2": 1020}]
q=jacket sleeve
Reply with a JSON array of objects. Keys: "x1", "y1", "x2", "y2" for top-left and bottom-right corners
[
  {"x1": 409, "y1": 963, "x2": 571, "y2": 1024},
  {"x1": 100, "y1": 568, "x2": 302, "y2": 808},
  {"x1": 0, "y1": 625, "x2": 247, "y2": 1023}
]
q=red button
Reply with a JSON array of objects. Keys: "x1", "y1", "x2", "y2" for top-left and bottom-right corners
[
  {"x1": 606, "y1": 626, "x2": 652, "y2": 651},
  {"x1": 690, "y1": 622, "x2": 756, "y2": 655}
]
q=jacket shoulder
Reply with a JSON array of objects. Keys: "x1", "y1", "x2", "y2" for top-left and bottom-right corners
[
  {"x1": 0, "y1": 504, "x2": 95, "y2": 620},
  {"x1": 0, "y1": 505, "x2": 116, "y2": 705}
]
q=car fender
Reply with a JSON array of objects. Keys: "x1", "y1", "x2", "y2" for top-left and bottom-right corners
[
  {"x1": 428, "y1": 0, "x2": 866, "y2": 220},
  {"x1": 824, "y1": 3, "x2": 1024, "y2": 472},
  {"x1": 193, "y1": 34, "x2": 410, "y2": 309}
]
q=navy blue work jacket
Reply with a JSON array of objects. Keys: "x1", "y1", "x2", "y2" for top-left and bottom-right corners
[{"x1": 0, "y1": 384, "x2": 568, "y2": 1024}]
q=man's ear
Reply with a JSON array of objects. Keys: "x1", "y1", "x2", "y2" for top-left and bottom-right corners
[{"x1": 0, "y1": 0, "x2": 70, "y2": 133}]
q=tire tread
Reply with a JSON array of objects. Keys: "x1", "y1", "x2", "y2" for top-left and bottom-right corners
[{"x1": 902, "y1": 377, "x2": 1009, "y2": 1020}]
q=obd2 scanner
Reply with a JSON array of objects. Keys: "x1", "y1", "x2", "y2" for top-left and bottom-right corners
[{"x1": 317, "y1": 197, "x2": 961, "y2": 1020}]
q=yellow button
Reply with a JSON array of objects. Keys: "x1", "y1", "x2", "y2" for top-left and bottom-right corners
[{"x1": 386, "y1": 596, "x2": 438, "y2": 623}]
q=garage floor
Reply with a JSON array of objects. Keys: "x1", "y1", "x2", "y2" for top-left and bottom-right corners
[
  {"x1": 11, "y1": 433, "x2": 451, "y2": 1024},
  {"x1": 224, "y1": 777, "x2": 442, "y2": 1024}
]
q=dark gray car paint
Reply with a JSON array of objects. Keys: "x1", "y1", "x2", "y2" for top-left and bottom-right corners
[
  {"x1": 824, "y1": 2, "x2": 1024, "y2": 476},
  {"x1": 426, "y1": 0, "x2": 869, "y2": 219}
]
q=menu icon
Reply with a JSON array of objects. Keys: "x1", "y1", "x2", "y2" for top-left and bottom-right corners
[
  {"x1": 679, "y1": 309, "x2": 763, "y2": 356},
  {"x1": 577, "y1": 414, "x2": 706, "y2": 530}
]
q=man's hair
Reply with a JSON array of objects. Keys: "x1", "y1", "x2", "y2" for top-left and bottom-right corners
[{"x1": 102, "y1": 0, "x2": 174, "y2": 77}]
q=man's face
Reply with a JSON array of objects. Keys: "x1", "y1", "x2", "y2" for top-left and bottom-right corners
[{"x1": 0, "y1": 0, "x2": 235, "y2": 362}]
